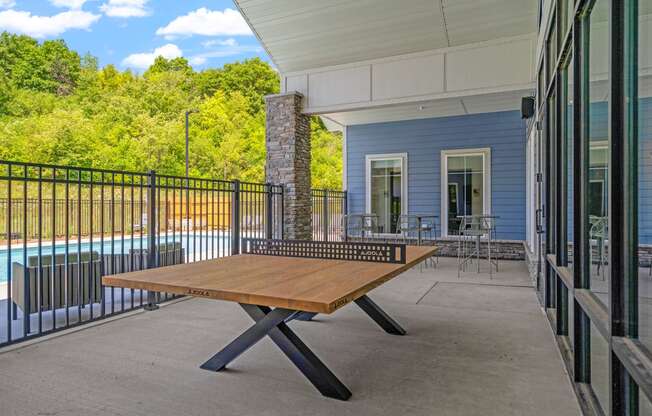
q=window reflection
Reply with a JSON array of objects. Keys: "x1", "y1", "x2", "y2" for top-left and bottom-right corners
[
  {"x1": 590, "y1": 322, "x2": 609, "y2": 410},
  {"x1": 446, "y1": 154, "x2": 485, "y2": 235},
  {"x1": 638, "y1": 0, "x2": 652, "y2": 352},
  {"x1": 566, "y1": 58, "x2": 574, "y2": 268},
  {"x1": 370, "y1": 158, "x2": 403, "y2": 234},
  {"x1": 588, "y1": 0, "x2": 609, "y2": 304}
]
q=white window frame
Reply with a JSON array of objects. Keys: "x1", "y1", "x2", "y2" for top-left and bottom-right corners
[
  {"x1": 365, "y1": 153, "x2": 408, "y2": 235},
  {"x1": 440, "y1": 148, "x2": 492, "y2": 237}
]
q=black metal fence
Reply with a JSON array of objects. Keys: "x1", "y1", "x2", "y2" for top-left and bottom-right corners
[
  {"x1": 0, "y1": 160, "x2": 346, "y2": 347},
  {"x1": 311, "y1": 189, "x2": 347, "y2": 241},
  {"x1": 0, "y1": 161, "x2": 283, "y2": 346}
]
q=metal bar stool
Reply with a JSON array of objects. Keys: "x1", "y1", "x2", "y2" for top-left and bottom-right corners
[
  {"x1": 397, "y1": 214, "x2": 419, "y2": 244},
  {"x1": 457, "y1": 215, "x2": 499, "y2": 278},
  {"x1": 417, "y1": 215, "x2": 438, "y2": 267},
  {"x1": 345, "y1": 214, "x2": 379, "y2": 241},
  {"x1": 589, "y1": 216, "x2": 608, "y2": 281}
]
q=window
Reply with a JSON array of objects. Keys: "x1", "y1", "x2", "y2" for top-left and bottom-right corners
[
  {"x1": 365, "y1": 154, "x2": 407, "y2": 234},
  {"x1": 637, "y1": 0, "x2": 652, "y2": 353},
  {"x1": 587, "y1": 0, "x2": 609, "y2": 304},
  {"x1": 441, "y1": 149, "x2": 491, "y2": 236},
  {"x1": 565, "y1": 56, "x2": 574, "y2": 268}
]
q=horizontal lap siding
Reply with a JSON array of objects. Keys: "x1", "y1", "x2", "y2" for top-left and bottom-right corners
[
  {"x1": 346, "y1": 110, "x2": 527, "y2": 240},
  {"x1": 641, "y1": 99, "x2": 652, "y2": 244}
]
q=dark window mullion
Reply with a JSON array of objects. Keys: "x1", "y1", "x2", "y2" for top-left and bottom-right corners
[
  {"x1": 574, "y1": 13, "x2": 592, "y2": 385},
  {"x1": 608, "y1": 0, "x2": 638, "y2": 414},
  {"x1": 557, "y1": 64, "x2": 570, "y2": 336}
]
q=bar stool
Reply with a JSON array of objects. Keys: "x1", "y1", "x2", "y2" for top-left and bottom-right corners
[
  {"x1": 457, "y1": 215, "x2": 499, "y2": 278},
  {"x1": 589, "y1": 216, "x2": 608, "y2": 280},
  {"x1": 361, "y1": 214, "x2": 379, "y2": 239},
  {"x1": 397, "y1": 214, "x2": 419, "y2": 244},
  {"x1": 344, "y1": 214, "x2": 378, "y2": 241},
  {"x1": 418, "y1": 215, "x2": 438, "y2": 266},
  {"x1": 398, "y1": 214, "x2": 436, "y2": 269}
]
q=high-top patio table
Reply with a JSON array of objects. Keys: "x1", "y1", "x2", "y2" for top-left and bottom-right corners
[{"x1": 102, "y1": 238, "x2": 436, "y2": 401}]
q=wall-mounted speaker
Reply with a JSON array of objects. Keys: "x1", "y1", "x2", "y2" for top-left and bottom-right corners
[{"x1": 521, "y1": 96, "x2": 535, "y2": 119}]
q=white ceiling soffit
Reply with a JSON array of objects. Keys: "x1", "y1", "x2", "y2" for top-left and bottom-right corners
[
  {"x1": 323, "y1": 89, "x2": 532, "y2": 127},
  {"x1": 235, "y1": 0, "x2": 537, "y2": 73}
]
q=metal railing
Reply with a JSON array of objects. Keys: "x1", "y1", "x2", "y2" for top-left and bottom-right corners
[
  {"x1": 311, "y1": 189, "x2": 347, "y2": 242},
  {"x1": 0, "y1": 161, "x2": 283, "y2": 346}
]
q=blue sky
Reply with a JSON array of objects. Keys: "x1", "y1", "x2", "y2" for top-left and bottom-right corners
[{"x1": 0, "y1": 0, "x2": 271, "y2": 71}]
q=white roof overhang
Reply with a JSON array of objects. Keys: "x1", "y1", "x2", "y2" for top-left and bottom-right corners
[{"x1": 235, "y1": 0, "x2": 539, "y2": 126}]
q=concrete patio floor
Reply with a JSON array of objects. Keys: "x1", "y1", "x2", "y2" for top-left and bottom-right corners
[{"x1": 0, "y1": 257, "x2": 581, "y2": 416}]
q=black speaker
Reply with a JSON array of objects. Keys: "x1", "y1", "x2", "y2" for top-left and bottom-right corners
[{"x1": 521, "y1": 96, "x2": 535, "y2": 119}]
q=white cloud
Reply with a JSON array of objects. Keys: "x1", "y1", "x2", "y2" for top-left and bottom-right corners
[
  {"x1": 201, "y1": 38, "x2": 237, "y2": 48},
  {"x1": 0, "y1": 9, "x2": 100, "y2": 38},
  {"x1": 50, "y1": 0, "x2": 88, "y2": 9},
  {"x1": 0, "y1": 0, "x2": 16, "y2": 9},
  {"x1": 100, "y1": 0, "x2": 149, "y2": 18},
  {"x1": 189, "y1": 44, "x2": 263, "y2": 67},
  {"x1": 121, "y1": 43, "x2": 182, "y2": 70},
  {"x1": 156, "y1": 8, "x2": 252, "y2": 39},
  {"x1": 189, "y1": 56, "x2": 206, "y2": 66}
]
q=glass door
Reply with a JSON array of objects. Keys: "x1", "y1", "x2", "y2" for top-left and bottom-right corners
[
  {"x1": 444, "y1": 152, "x2": 487, "y2": 235},
  {"x1": 536, "y1": 114, "x2": 546, "y2": 295},
  {"x1": 369, "y1": 158, "x2": 403, "y2": 234}
]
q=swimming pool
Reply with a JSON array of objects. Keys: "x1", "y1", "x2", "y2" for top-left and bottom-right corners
[{"x1": 0, "y1": 233, "x2": 231, "y2": 284}]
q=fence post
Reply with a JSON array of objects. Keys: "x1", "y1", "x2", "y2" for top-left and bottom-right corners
[
  {"x1": 145, "y1": 170, "x2": 158, "y2": 310},
  {"x1": 343, "y1": 191, "x2": 348, "y2": 242},
  {"x1": 265, "y1": 183, "x2": 273, "y2": 240},
  {"x1": 322, "y1": 191, "x2": 329, "y2": 242},
  {"x1": 231, "y1": 180, "x2": 241, "y2": 255},
  {"x1": 280, "y1": 185, "x2": 285, "y2": 240}
]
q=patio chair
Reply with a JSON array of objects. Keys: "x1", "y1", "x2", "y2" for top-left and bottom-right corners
[
  {"x1": 12, "y1": 251, "x2": 102, "y2": 318},
  {"x1": 128, "y1": 242, "x2": 185, "y2": 268}
]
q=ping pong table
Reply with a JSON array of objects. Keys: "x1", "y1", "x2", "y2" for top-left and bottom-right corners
[{"x1": 102, "y1": 239, "x2": 437, "y2": 401}]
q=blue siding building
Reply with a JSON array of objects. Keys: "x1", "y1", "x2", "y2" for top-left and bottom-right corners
[{"x1": 346, "y1": 110, "x2": 527, "y2": 241}]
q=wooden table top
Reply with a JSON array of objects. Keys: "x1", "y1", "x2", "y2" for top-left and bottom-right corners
[{"x1": 102, "y1": 245, "x2": 437, "y2": 314}]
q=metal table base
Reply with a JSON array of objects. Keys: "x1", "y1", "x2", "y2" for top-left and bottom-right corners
[{"x1": 199, "y1": 295, "x2": 405, "y2": 401}]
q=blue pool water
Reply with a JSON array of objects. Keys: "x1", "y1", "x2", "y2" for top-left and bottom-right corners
[{"x1": 0, "y1": 233, "x2": 231, "y2": 284}]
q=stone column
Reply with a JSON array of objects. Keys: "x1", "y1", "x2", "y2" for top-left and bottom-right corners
[{"x1": 265, "y1": 92, "x2": 312, "y2": 240}]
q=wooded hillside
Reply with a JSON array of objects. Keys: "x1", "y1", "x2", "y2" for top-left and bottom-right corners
[{"x1": 0, "y1": 32, "x2": 342, "y2": 189}]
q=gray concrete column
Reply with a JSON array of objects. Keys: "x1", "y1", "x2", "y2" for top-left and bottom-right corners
[{"x1": 265, "y1": 92, "x2": 312, "y2": 240}]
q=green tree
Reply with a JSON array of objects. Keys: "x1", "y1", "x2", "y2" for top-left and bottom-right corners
[
  {"x1": 0, "y1": 32, "x2": 343, "y2": 190},
  {"x1": 216, "y1": 58, "x2": 279, "y2": 113},
  {"x1": 41, "y1": 39, "x2": 81, "y2": 95},
  {"x1": 144, "y1": 56, "x2": 194, "y2": 78}
]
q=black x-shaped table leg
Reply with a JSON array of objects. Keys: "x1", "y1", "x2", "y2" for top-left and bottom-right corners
[{"x1": 200, "y1": 295, "x2": 404, "y2": 400}]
